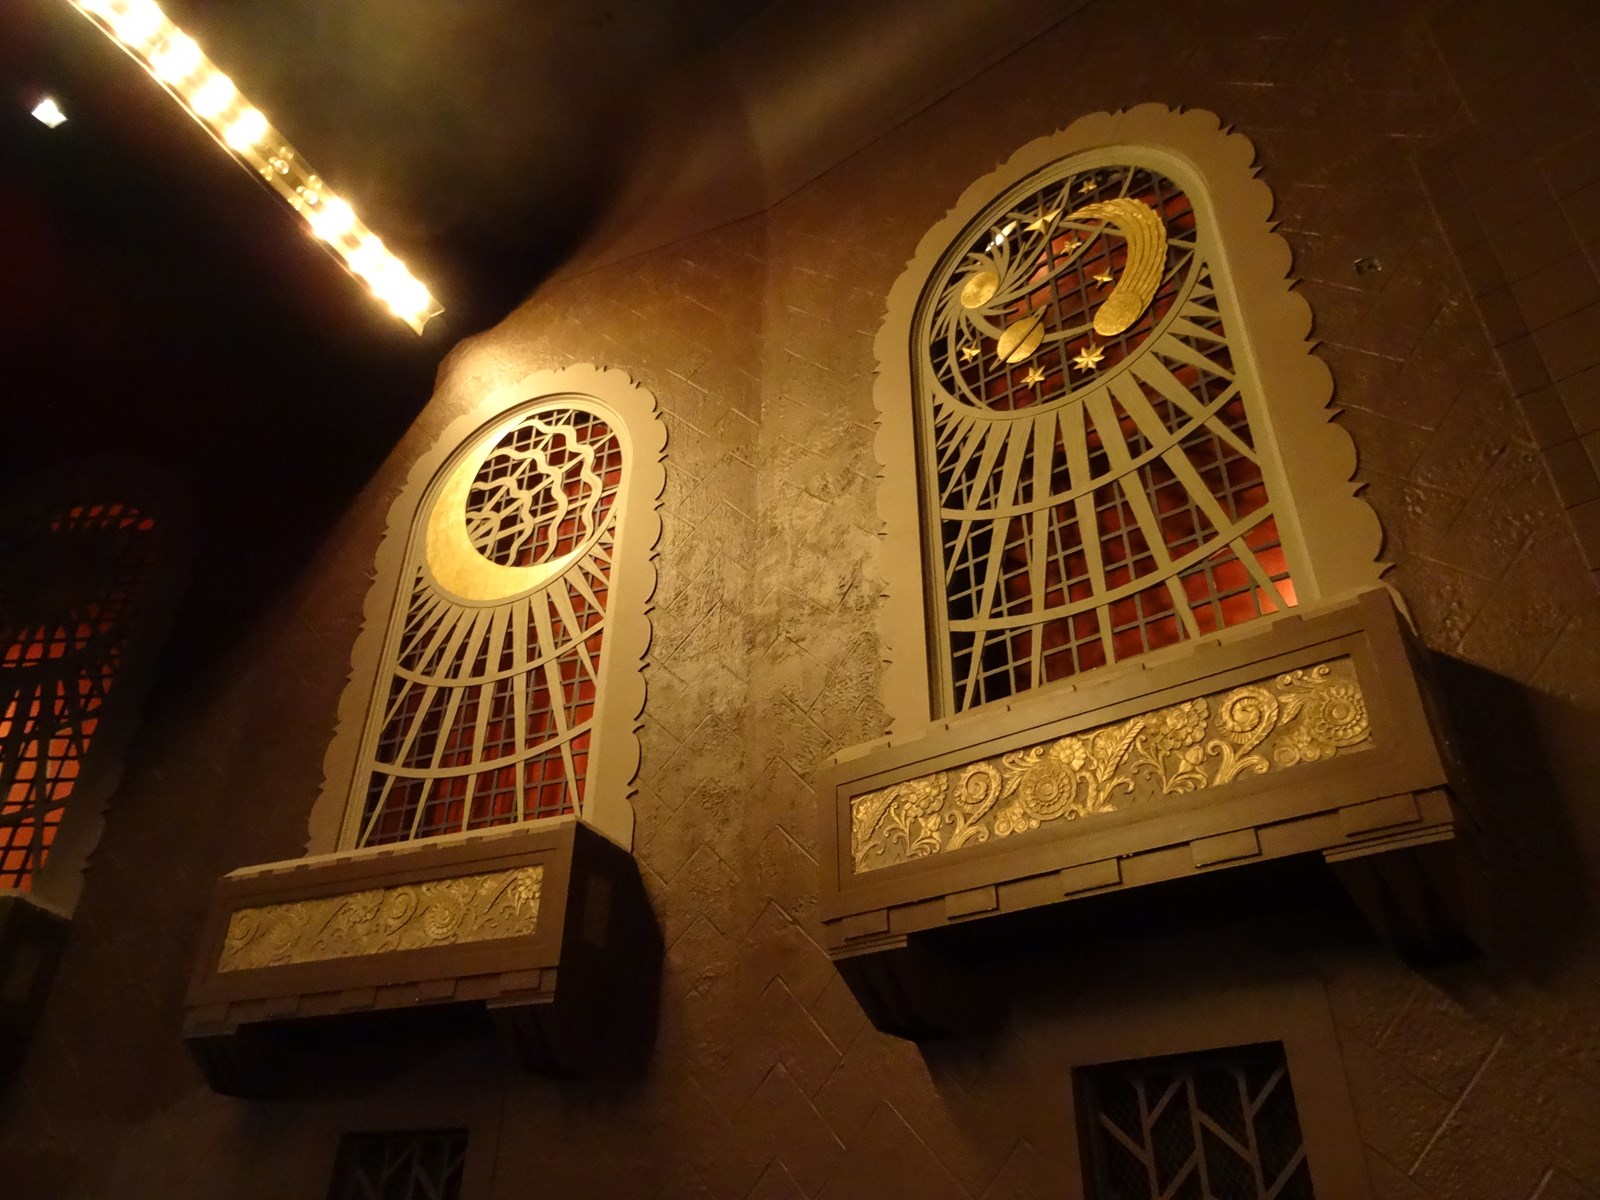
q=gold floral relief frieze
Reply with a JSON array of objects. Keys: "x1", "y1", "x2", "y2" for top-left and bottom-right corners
[
  {"x1": 217, "y1": 865, "x2": 543, "y2": 973},
  {"x1": 850, "y1": 660, "x2": 1371, "y2": 874}
]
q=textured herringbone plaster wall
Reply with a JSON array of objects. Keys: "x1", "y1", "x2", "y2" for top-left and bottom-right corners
[{"x1": 7, "y1": 0, "x2": 1600, "y2": 1197}]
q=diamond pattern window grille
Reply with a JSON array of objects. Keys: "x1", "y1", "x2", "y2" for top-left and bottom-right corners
[
  {"x1": 0, "y1": 502, "x2": 161, "y2": 890},
  {"x1": 1079, "y1": 1043, "x2": 1314, "y2": 1200},
  {"x1": 916, "y1": 162, "x2": 1295, "y2": 714},
  {"x1": 352, "y1": 402, "x2": 625, "y2": 848},
  {"x1": 326, "y1": 1129, "x2": 467, "y2": 1200}
]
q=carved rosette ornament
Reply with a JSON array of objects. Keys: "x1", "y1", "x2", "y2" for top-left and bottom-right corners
[{"x1": 850, "y1": 659, "x2": 1372, "y2": 873}]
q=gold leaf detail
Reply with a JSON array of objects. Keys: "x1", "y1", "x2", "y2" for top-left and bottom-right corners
[
  {"x1": 217, "y1": 865, "x2": 544, "y2": 972},
  {"x1": 849, "y1": 658, "x2": 1373, "y2": 874},
  {"x1": 995, "y1": 312, "x2": 1046, "y2": 365},
  {"x1": 1062, "y1": 197, "x2": 1168, "y2": 336},
  {"x1": 960, "y1": 270, "x2": 1000, "y2": 309}
]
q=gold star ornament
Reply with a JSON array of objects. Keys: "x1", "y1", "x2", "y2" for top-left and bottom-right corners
[
  {"x1": 1022, "y1": 365, "x2": 1047, "y2": 387},
  {"x1": 1092, "y1": 269, "x2": 1115, "y2": 285},
  {"x1": 959, "y1": 344, "x2": 980, "y2": 363},
  {"x1": 1072, "y1": 343, "x2": 1106, "y2": 373},
  {"x1": 1024, "y1": 208, "x2": 1061, "y2": 234}
]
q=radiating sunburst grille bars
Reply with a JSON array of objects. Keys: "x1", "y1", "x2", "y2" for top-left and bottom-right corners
[
  {"x1": 919, "y1": 164, "x2": 1297, "y2": 714},
  {"x1": 353, "y1": 404, "x2": 624, "y2": 847}
]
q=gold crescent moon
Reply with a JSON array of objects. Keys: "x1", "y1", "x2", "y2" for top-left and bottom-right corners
[
  {"x1": 986, "y1": 197, "x2": 1166, "y2": 364},
  {"x1": 424, "y1": 422, "x2": 607, "y2": 603},
  {"x1": 1064, "y1": 197, "x2": 1167, "y2": 336}
]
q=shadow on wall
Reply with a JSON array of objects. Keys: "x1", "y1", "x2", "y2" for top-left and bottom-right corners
[
  {"x1": 187, "y1": 898, "x2": 666, "y2": 1104},
  {"x1": 1426, "y1": 652, "x2": 1592, "y2": 979}
]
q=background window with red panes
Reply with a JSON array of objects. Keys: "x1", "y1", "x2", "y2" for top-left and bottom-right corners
[
  {"x1": 921, "y1": 161, "x2": 1296, "y2": 715},
  {"x1": 0, "y1": 502, "x2": 160, "y2": 891},
  {"x1": 352, "y1": 405, "x2": 623, "y2": 848}
]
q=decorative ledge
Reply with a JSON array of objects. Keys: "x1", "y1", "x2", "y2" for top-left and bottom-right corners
[
  {"x1": 852, "y1": 656, "x2": 1371, "y2": 874},
  {"x1": 217, "y1": 865, "x2": 545, "y2": 973},
  {"x1": 184, "y1": 820, "x2": 658, "y2": 1096},
  {"x1": 818, "y1": 589, "x2": 1469, "y2": 1038}
]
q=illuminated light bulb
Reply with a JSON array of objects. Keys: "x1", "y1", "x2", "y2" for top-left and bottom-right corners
[
  {"x1": 150, "y1": 32, "x2": 202, "y2": 84},
  {"x1": 188, "y1": 71, "x2": 237, "y2": 120},
  {"x1": 376, "y1": 272, "x2": 432, "y2": 322},
  {"x1": 30, "y1": 97, "x2": 68, "y2": 129},
  {"x1": 308, "y1": 196, "x2": 356, "y2": 242},
  {"x1": 69, "y1": 0, "x2": 442, "y2": 333},
  {"x1": 347, "y1": 234, "x2": 389, "y2": 280},
  {"x1": 109, "y1": 0, "x2": 165, "y2": 50},
  {"x1": 223, "y1": 107, "x2": 268, "y2": 151}
]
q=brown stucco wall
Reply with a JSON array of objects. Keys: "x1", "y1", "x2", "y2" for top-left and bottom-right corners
[{"x1": 7, "y1": 0, "x2": 1600, "y2": 1197}]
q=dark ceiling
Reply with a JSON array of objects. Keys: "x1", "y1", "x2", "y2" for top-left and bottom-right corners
[
  {"x1": 3, "y1": 0, "x2": 1086, "y2": 331},
  {"x1": 168, "y1": 0, "x2": 784, "y2": 312},
  {"x1": 0, "y1": 0, "x2": 1083, "y2": 688}
]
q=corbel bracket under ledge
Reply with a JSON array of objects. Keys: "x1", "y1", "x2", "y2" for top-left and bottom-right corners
[
  {"x1": 817, "y1": 588, "x2": 1474, "y2": 1038},
  {"x1": 183, "y1": 819, "x2": 659, "y2": 1096}
]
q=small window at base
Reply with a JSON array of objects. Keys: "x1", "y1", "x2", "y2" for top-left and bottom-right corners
[
  {"x1": 327, "y1": 1129, "x2": 468, "y2": 1200},
  {"x1": 1077, "y1": 1042, "x2": 1313, "y2": 1200}
]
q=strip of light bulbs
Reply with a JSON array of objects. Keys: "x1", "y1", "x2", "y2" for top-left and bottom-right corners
[{"x1": 68, "y1": 0, "x2": 442, "y2": 333}]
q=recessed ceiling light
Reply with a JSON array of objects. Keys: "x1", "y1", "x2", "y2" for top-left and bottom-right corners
[
  {"x1": 67, "y1": 0, "x2": 442, "y2": 334},
  {"x1": 31, "y1": 97, "x2": 68, "y2": 128}
]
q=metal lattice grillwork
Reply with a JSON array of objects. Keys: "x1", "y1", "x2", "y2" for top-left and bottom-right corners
[
  {"x1": 353, "y1": 404, "x2": 623, "y2": 848},
  {"x1": 919, "y1": 163, "x2": 1295, "y2": 714},
  {"x1": 327, "y1": 1129, "x2": 467, "y2": 1200},
  {"x1": 1081, "y1": 1044, "x2": 1315, "y2": 1200},
  {"x1": 0, "y1": 502, "x2": 160, "y2": 890}
]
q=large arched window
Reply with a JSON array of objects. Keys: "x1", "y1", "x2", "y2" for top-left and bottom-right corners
[
  {"x1": 872, "y1": 105, "x2": 1382, "y2": 731},
  {"x1": 312, "y1": 366, "x2": 666, "y2": 853},
  {"x1": 820, "y1": 109, "x2": 1458, "y2": 1040}
]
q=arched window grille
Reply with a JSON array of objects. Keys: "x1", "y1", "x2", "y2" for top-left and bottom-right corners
[
  {"x1": 330, "y1": 370, "x2": 664, "y2": 851},
  {"x1": 915, "y1": 161, "x2": 1296, "y2": 716},
  {"x1": 0, "y1": 499, "x2": 166, "y2": 893},
  {"x1": 872, "y1": 108, "x2": 1381, "y2": 733}
]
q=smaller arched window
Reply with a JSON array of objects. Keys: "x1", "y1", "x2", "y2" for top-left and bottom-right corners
[
  {"x1": 0, "y1": 483, "x2": 179, "y2": 908},
  {"x1": 184, "y1": 369, "x2": 666, "y2": 1091},
  {"x1": 873, "y1": 105, "x2": 1381, "y2": 730},
  {"x1": 312, "y1": 366, "x2": 666, "y2": 853}
]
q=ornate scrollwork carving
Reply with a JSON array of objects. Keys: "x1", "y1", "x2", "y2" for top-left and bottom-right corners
[
  {"x1": 850, "y1": 658, "x2": 1372, "y2": 873},
  {"x1": 217, "y1": 865, "x2": 544, "y2": 972}
]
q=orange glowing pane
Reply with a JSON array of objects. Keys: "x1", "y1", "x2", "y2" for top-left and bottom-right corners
[{"x1": 0, "y1": 503, "x2": 159, "y2": 889}]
